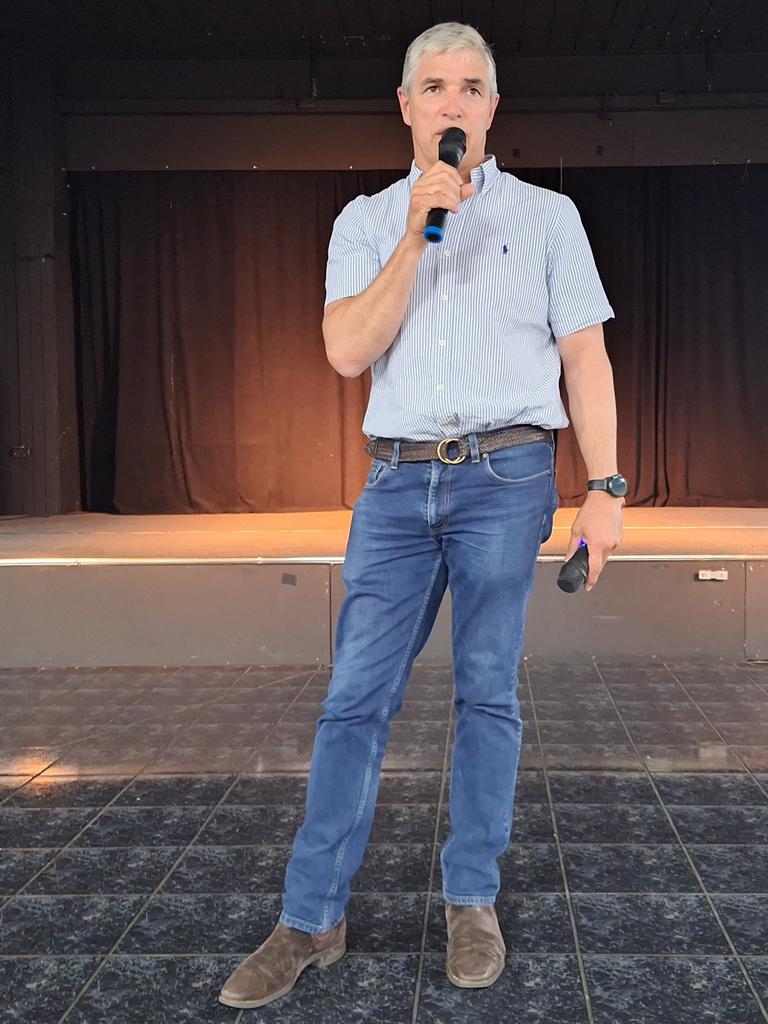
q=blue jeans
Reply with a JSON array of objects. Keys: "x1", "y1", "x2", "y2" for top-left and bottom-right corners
[{"x1": 280, "y1": 434, "x2": 558, "y2": 933}]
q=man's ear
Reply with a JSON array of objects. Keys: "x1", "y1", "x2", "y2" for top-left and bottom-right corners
[
  {"x1": 487, "y1": 92, "x2": 500, "y2": 130},
  {"x1": 397, "y1": 87, "x2": 411, "y2": 127}
]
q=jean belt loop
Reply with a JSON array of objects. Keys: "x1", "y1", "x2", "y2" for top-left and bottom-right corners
[
  {"x1": 390, "y1": 440, "x2": 401, "y2": 470},
  {"x1": 468, "y1": 432, "x2": 481, "y2": 463}
]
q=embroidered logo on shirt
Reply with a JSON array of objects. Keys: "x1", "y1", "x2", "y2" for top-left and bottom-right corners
[{"x1": 502, "y1": 244, "x2": 509, "y2": 255}]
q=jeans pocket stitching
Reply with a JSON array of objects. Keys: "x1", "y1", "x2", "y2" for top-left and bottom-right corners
[{"x1": 482, "y1": 455, "x2": 552, "y2": 486}]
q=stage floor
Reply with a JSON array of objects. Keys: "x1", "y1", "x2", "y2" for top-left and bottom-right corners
[{"x1": 1, "y1": 508, "x2": 768, "y2": 562}]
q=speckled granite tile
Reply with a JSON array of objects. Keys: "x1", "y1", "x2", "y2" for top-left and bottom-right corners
[
  {"x1": 115, "y1": 775, "x2": 236, "y2": 806},
  {"x1": 197, "y1": 805, "x2": 305, "y2": 845},
  {"x1": 0, "y1": 955, "x2": 102, "y2": 1024},
  {"x1": 119, "y1": 892, "x2": 282, "y2": 954},
  {"x1": 165, "y1": 845, "x2": 290, "y2": 893},
  {"x1": 124, "y1": 890, "x2": 426, "y2": 957},
  {"x1": 690, "y1": 846, "x2": 768, "y2": 893},
  {"x1": 73, "y1": 806, "x2": 211, "y2": 847},
  {"x1": 585, "y1": 955, "x2": 764, "y2": 1024},
  {"x1": 224, "y1": 954, "x2": 419, "y2": 1023},
  {"x1": 223, "y1": 773, "x2": 308, "y2": 805},
  {"x1": 439, "y1": 803, "x2": 554, "y2": 844},
  {"x1": 370, "y1": 804, "x2": 438, "y2": 842},
  {"x1": 0, "y1": 807, "x2": 97, "y2": 847},
  {"x1": 744, "y1": 958, "x2": 768, "y2": 1008},
  {"x1": 543, "y1": 744, "x2": 643, "y2": 770},
  {"x1": 416, "y1": 953, "x2": 588, "y2": 1023},
  {"x1": 666, "y1": 805, "x2": 768, "y2": 844},
  {"x1": 432, "y1": 842, "x2": 564, "y2": 896},
  {"x1": 562, "y1": 844, "x2": 699, "y2": 893},
  {"x1": 344, "y1": 893, "x2": 426, "y2": 952},
  {"x1": 529, "y1": 699, "x2": 619, "y2": 722},
  {"x1": 536, "y1": 721, "x2": 628, "y2": 744},
  {"x1": 554, "y1": 804, "x2": 675, "y2": 844},
  {"x1": 712, "y1": 895, "x2": 768, "y2": 954},
  {"x1": 426, "y1": 893, "x2": 574, "y2": 953},
  {"x1": 547, "y1": 771, "x2": 658, "y2": 805},
  {"x1": 26, "y1": 846, "x2": 183, "y2": 895},
  {"x1": 0, "y1": 849, "x2": 57, "y2": 894},
  {"x1": 610, "y1": 700, "x2": 705, "y2": 721},
  {"x1": 652, "y1": 772, "x2": 767, "y2": 806},
  {"x1": 65, "y1": 954, "x2": 242, "y2": 1023},
  {"x1": 0, "y1": 894, "x2": 146, "y2": 954},
  {"x1": 572, "y1": 894, "x2": 728, "y2": 954},
  {"x1": 354, "y1": 843, "x2": 433, "y2": 892},
  {"x1": 624, "y1": 720, "x2": 723, "y2": 744}
]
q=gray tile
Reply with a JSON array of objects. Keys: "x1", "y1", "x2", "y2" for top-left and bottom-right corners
[
  {"x1": 417, "y1": 954, "x2": 588, "y2": 1023},
  {"x1": 562, "y1": 844, "x2": 699, "y2": 894},
  {"x1": 585, "y1": 955, "x2": 764, "y2": 1024},
  {"x1": 572, "y1": 894, "x2": 728, "y2": 954}
]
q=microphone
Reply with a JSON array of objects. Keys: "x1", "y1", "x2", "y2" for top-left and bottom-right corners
[
  {"x1": 423, "y1": 127, "x2": 467, "y2": 244},
  {"x1": 557, "y1": 541, "x2": 590, "y2": 593}
]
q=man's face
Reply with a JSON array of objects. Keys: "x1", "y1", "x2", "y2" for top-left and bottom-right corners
[{"x1": 397, "y1": 47, "x2": 500, "y2": 172}]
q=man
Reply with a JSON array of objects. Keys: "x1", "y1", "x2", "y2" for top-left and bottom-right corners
[{"x1": 219, "y1": 21, "x2": 624, "y2": 1009}]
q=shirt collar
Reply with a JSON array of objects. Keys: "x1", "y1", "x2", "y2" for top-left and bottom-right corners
[{"x1": 407, "y1": 153, "x2": 501, "y2": 195}]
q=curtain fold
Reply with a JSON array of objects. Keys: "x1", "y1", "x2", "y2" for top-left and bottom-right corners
[{"x1": 70, "y1": 164, "x2": 768, "y2": 512}]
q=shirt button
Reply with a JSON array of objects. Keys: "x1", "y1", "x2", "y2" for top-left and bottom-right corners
[
  {"x1": 438, "y1": 339, "x2": 447, "y2": 346},
  {"x1": 444, "y1": 250, "x2": 452, "y2": 257},
  {"x1": 436, "y1": 383, "x2": 445, "y2": 391},
  {"x1": 441, "y1": 293, "x2": 448, "y2": 301}
]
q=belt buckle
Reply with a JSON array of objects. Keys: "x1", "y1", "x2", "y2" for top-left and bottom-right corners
[{"x1": 436, "y1": 437, "x2": 466, "y2": 465}]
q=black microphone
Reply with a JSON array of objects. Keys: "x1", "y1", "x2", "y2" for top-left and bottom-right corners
[
  {"x1": 557, "y1": 542, "x2": 590, "y2": 593},
  {"x1": 423, "y1": 127, "x2": 467, "y2": 244}
]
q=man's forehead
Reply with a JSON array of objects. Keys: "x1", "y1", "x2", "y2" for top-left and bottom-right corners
[{"x1": 416, "y1": 49, "x2": 489, "y2": 81}]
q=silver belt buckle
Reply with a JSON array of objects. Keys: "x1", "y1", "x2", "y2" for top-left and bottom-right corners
[{"x1": 436, "y1": 437, "x2": 466, "y2": 465}]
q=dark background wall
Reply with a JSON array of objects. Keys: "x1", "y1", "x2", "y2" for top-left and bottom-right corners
[{"x1": 2, "y1": 0, "x2": 768, "y2": 515}]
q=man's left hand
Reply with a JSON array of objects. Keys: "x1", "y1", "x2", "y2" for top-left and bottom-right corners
[{"x1": 563, "y1": 491, "x2": 625, "y2": 592}]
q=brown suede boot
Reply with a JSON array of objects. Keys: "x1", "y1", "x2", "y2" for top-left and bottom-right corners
[
  {"x1": 218, "y1": 917, "x2": 347, "y2": 1009},
  {"x1": 445, "y1": 904, "x2": 506, "y2": 988}
]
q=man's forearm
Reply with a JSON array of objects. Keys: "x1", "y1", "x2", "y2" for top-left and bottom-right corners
[
  {"x1": 323, "y1": 233, "x2": 427, "y2": 378},
  {"x1": 563, "y1": 351, "x2": 620, "y2": 480}
]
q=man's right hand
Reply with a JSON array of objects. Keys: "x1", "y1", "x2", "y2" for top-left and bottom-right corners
[{"x1": 406, "y1": 160, "x2": 476, "y2": 240}]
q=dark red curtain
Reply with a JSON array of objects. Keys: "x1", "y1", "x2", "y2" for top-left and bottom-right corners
[{"x1": 70, "y1": 163, "x2": 768, "y2": 512}]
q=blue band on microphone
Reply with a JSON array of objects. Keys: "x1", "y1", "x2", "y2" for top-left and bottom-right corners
[{"x1": 423, "y1": 225, "x2": 444, "y2": 243}]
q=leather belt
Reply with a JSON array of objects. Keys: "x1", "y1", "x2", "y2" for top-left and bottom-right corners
[{"x1": 364, "y1": 425, "x2": 553, "y2": 464}]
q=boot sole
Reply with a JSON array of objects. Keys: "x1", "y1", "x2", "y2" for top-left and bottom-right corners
[
  {"x1": 446, "y1": 960, "x2": 505, "y2": 988},
  {"x1": 218, "y1": 944, "x2": 347, "y2": 1009}
]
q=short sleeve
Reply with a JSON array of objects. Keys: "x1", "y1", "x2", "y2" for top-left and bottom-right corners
[
  {"x1": 324, "y1": 195, "x2": 382, "y2": 308},
  {"x1": 546, "y1": 195, "x2": 615, "y2": 338}
]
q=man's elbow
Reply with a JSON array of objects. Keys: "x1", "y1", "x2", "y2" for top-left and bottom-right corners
[{"x1": 323, "y1": 308, "x2": 366, "y2": 377}]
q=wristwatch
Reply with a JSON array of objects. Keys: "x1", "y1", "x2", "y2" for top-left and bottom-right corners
[{"x1": 587, "y1": 474, "x2": 628, "y2": 497}]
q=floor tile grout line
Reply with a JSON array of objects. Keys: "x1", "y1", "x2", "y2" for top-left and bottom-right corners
[
  {"x1": 524, "y1": 661, "x2": 596, "y2": 1024},
  {"x1": 591, "y1": 660, "x2": 768, "y2": 1023},
  {"x1": 409, "y1": 687, "x2": 455, "y2": 1024},
  {"x1": 52, "y1": 668, "x2": 325, "y2": 1024}
]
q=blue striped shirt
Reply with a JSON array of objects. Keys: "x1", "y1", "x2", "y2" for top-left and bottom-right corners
[{"x1": 324, "y1": 154, "x2": 615, "y2": 440}]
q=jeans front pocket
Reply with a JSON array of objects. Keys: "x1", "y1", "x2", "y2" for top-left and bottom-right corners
[
  {"x1": 481, "y1": 441, "x2": 553, "y2": 486},
  {"x1": 365, "y1": 458, "x2": 389, "y2": 488}
]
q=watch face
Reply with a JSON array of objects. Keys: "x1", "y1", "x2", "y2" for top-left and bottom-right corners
[{"x1": 608, "y1": 474, "x2": 628, "y2": 496}]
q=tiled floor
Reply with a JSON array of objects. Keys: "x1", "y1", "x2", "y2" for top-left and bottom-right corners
[{"x1": 1, "y1": 660, "x2": 768, "y2": 1023}]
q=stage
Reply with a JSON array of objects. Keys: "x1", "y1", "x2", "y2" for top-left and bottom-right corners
[{"x1": 1, "y1": 508, "x2": 766, "y2": 667}]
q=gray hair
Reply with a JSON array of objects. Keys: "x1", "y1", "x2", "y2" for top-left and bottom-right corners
[{"x1": 401, "y1": 22, "x2": 498, "y2": 98}]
